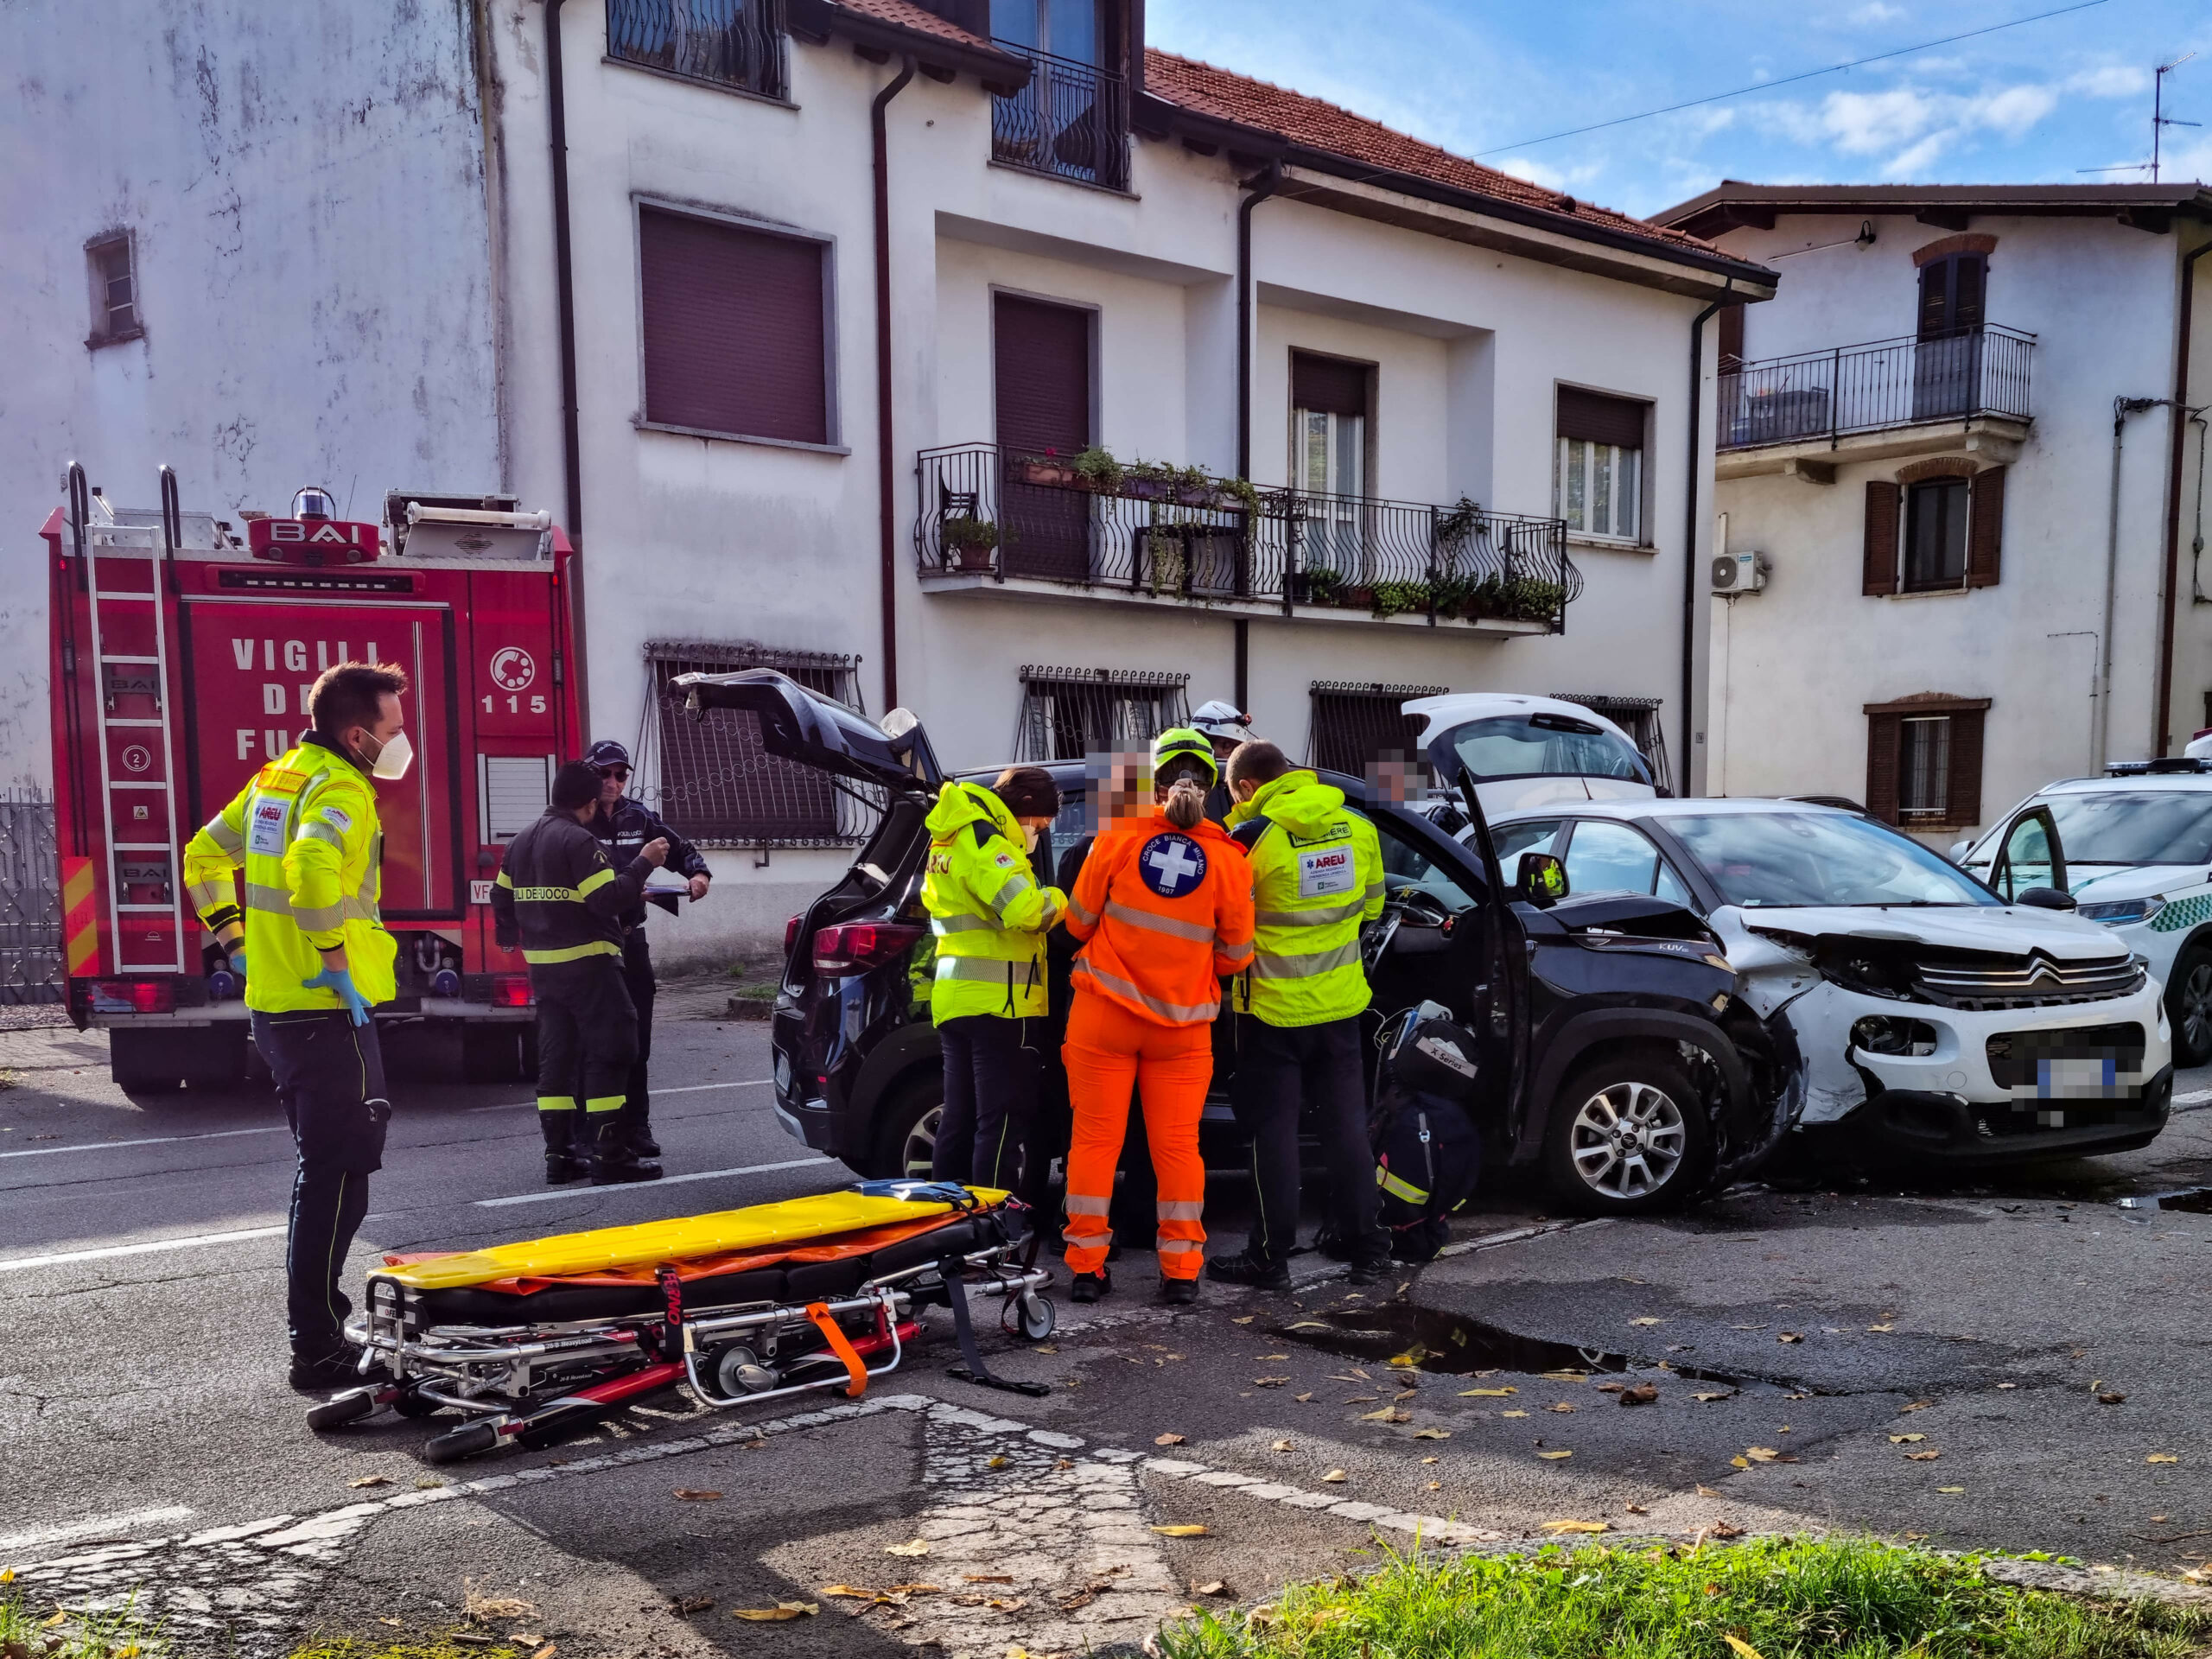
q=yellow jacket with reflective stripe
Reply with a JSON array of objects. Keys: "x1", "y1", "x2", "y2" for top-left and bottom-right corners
[
  {"x1": 1226, "y1": 770, "x2": 1384, "y2": 1027},
  {"x1": 182, "y1": 739, "x2": 397, "y2": 1013},
  {"x1": 921, "y1": 781, "x2": 1065, "y2": 1021}
]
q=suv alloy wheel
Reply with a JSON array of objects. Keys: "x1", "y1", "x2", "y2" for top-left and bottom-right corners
[
  {"x1": 1543, "y1": 1052, "x2": 1712, "y2": 1216},
  {"x1": 2167, "y1": 944, "x2": 2212, "y2": 1069},
  {"x1": 870, "y1": 1077, "x2": 944, "y2": 1180}
]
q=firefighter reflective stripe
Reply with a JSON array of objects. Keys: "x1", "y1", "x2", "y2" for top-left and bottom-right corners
[
  {"x1": 1070, "y1": 958, "x2": 1220, "y2": 1026},
  {"x1": 522, "y1": 940, "x2": 623, "y2": 964},
  {"x1": 509, "y1": 886, "x2": 583, "y2": 903},
  {"x1": 1255, "y1": 897, "x2": 1370, "y2": 927},
  {"x1": 931, "y1": 913, "x2": 998, "y2": 936},
  {"x1": 1251, "y1": 939, "x2": 1364, "y2": 980},
  {"x1": 1156, "y1": 1199, "x2": 1204, "y2": 1220},
  {"x1": 1102, "y1": 900, "x2": 1214, "y2": 943},
  {"x1": 576, "y1": 868, "x2": 615, "y2": 898},
  {"x1": 1377, "y1": 1165, "x2": 1427, "y2": 1205},
  {"x1": 537, "y1": 1096, "x2": 578, "y2": 1113},
  {"x1": 585, "y1": 1095, "x2": 625, "y2": 1113},
  {"x1": 201, "y1": 817, "x2": 245, "y2": 855}
]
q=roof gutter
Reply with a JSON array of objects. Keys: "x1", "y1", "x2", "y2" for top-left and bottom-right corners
[
  {"x1": 2155, "y1": 238, "x2": 2212, "y2": 754},
  {"x1": 788, "y1": 0, "x2": 1031, "y2": 88},
  {"x1": 872, "y1": 54, "x2": 918, "y2": 712},
  {"x1": 544, "y1": 0, "x2": 588, "y2": 737}
]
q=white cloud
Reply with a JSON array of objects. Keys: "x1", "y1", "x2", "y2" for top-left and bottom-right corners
[
  {"x1": 2070, "y1": 63, "x2": 2152, "y2": 98},
  {"x1": 1885, "y1": 132, "x2": 1954, "y2": 176},
  {"x1": 1849, "y1": 2, "x2": 1906, "y2": 22},
  {"x1": 1744, "y1": 79, "x2": 2063, "y2": 174},
  {"x1": 1978, "y1": 84, "x2": 2060, "y2": 138}
]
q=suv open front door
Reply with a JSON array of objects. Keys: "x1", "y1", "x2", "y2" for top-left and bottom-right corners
[
  {"x1": 1988, "y1": 804, "x2": 2070, "y2": 906},
  {"x1": 669, "y1": 670, "x2": 944, "y2": 792}
]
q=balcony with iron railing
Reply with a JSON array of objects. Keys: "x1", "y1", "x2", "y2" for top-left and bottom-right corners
[
  {"x1": 915, "y1": 444, "x2": 1580, "y2": 634},
  {"x1": 989, "y1": 43, "x2": 1130, "y2": 191},
  {"x1": 1717, "y1": 325, "x2": 2035, "y2": 479},
  {"x1": 607, "y1": 0, "x2": 787, "y2": 100}
]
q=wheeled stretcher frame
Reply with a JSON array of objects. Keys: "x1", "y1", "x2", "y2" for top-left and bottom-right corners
[{"x1": 307, "y1": 1184, "x2": 1055, "y2": 1462}]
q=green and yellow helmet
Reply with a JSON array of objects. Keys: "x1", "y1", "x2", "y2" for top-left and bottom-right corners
[{"x1": 1151, "y1": 726, "x2": 1220, "y2": 788}]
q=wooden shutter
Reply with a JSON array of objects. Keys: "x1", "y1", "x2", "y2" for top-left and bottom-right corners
[
  {"x1": 1946, "y1": 708, "x2": 1986, "y2": 829},
  {"x1": 1966, "y1": 465, "x2": 2005, "y2": 588},
  {"x1": 1866, "y1": 713, "x2": 1903, "y2": 824},
  {"x1": 1291, "y1": 353, "x2": 1370, "y2": 417},
  {"x1": 1716, "y1": 302, "x2": 1745, "y2": 372},
  {"x1": 639, "y1": 208, "x2": 827, "y2": 444},
  {"x1": 994, "y1": 294, "x2": 1091, "y2": 457},
  {"x1": 1863, "y1": 480, "x2": 1900, "y2": 595},
  {"x1": 1558, "y1": 388, "x2": 1649, "y2": 449}
]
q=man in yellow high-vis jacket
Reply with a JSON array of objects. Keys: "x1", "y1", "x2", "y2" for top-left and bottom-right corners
[
  {"x1": 182, "y1": 662, "x2": 412, "y2": 1391},
  {"x1": 1208, "y1": 739, "x2": 1392, "y2": 1292}
]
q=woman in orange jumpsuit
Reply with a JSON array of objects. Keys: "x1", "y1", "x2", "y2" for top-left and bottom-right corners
[{"x1": 1059, "y1": 729, "x2": 1254, "y2": 1304}]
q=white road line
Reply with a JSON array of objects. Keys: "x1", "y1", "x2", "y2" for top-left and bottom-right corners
[
  {"x1": 463, "y1": 1077, "x2": 772, "y2": 1115},
  {"x1": 0, "y1": 1225, "x2": 286, "y2": 1275},
  {"x1": 0, "y1": 1507, "x2": 195, "y2": 1553},
  {"x1": 474, "y1": 1155, "x2": 833, "y2": 1207},
  {"x1": 0, "y1": 1125, "x2": 291, "y2": 1161}
]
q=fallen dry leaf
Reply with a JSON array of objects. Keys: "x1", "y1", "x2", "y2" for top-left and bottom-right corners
[
  {"x1": 1744, "y1": 1447, "x2": 1781, "y2": 1463},
  {"x1": 885, "y1": 1539, "x2": 932, "y2": 1557},
  {"x1": 817, "y1": 1586, "x2": 876, "y2": 1601},
  {"x1": 1619, "y1": 1385, "x2": 1659, "y2": 1407},
  {"x1": 1630, "y1": 1317, "x2": 1663, "y2": 1326},
  {"x1": 1427, "y1": 1480, "x2": 1442, "y2": 1491},
  {"x1": 1343, "y1": 1395, "x2": 1379, "y2": 1404},
  {"x1": 1154, "y1": 1433, "x2": 1186, "y2": 1446},
  {"x1": 1537, "y1": 1450, "x2": 1574, "y2": 1461},
  {"x1": 1868, "y1": 1324, "x2": 1896, "y2": 1332},
  {"x1": 1938, "y1": 1485, "x2": 1967, "y2": 1494},
  {"x1": 1287, "y1": 1321, "x2": 1331, "y2": 1331},
  {"x1": 1693, "y1": 1392, "x2": 1732, "y2": 1403},
  {"x1": 1192, "y1": 1580, "x2": 1229, "y2": 1596},
  {"x1": 2149, "y1": 1453, "x2": 2180, "y2": 1464},
  {"x1": 731, "y1": 1604, "x2": 817, "y2": 1621},
  {"x1": 1731, "y1": 1457, "x2": 1750, "y2": 1469},
  {"x1": 1540, "y1": 1371, "x2": 1589, "y2": 1382},
  {"x1": 1151, "y1": 1525, "x2": 1209, "y2": 1537},
  {"x1": 1905, "y1": 1450, "x2": 1942, "y2": 1462},
  {"x1": 1033, "y1": 1344, "x2": 1057, "y2": 1354},
  {"x1": 1548, "y1": 1402, "x2": 1578, "y2": 1414},
  {"x1": 346, "y1": 1474, "x2": 391, "y2": 1489},
  {"x1": 1723, "y1": 1634, "x2": 1767, "y2": 1659},
  {"x1": 673, "y1": 1489, "x2": 723, "y2": 1502},
  {"x1": 889, "y1": 1583, "x2": 941, "y2": 1595},
  {"x1": 1421, "y1": 1455, "x2": 1440, "y2": 1465},
  {"x1": 1271, "y1": 1439, "x2": 1294, "y2": 1451},
  {"x1": 1502, "y1": 1409, "x2": 1529, "y2": 1419},
  {"x1": 672, "y1": 1597, "x2": 715, "y2": 1614},
  {"x1": 1322, "y1": 1470, "x2": 1347, "y2": 1483},
  {"x1": 1358, "y1": 1407, "x2": 1411, "y2": 1423},
  {"x1": 1459, "y1": 1387, "x2": 1516, "y2": 1397},
  {"x1": 1901, "y1": 1400, "x2": 1934, "y2": 1412},
  {"x1": 1777, "y1": 1332, "x2": 1803, "y2": 1344},
  {"x1": 1410, "y1": 1428, "x2": 1452, "y2": 1440},
  {"x1": 1890, "y1": 1433, "x2": 1926, "y2": 1444},
  {"x1": 2099, "y1": 1393, "x2": 2127, "y2": 1406},
  {"x1": 963, "y1": 1574, "x2": 1014, "y2": 1584},
  {"x1": 1625, "y1": 1503, "x2": 1650, "y2": 1515},
  {"x1": 1253, "y1": 1377, "x2": 1289, "y2": 1388},
  {"x1": 1541, "y1": 1519, "x2": 1610, "y2": 1534},
  {"x1": 1231, "y1": 1315, "x2": 1255, "y2": 1325},
  {"x1": 986, "y1": 1456, "x2": 1009, "y2": 1470},
  {"x1": 1294, "y1": 1392, "x2": 1314, "y2": 1402}
]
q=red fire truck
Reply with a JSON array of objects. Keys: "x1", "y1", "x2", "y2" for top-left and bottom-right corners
[{"x1": 43, "y1": 462, "x2": 584, "y2": 1091}]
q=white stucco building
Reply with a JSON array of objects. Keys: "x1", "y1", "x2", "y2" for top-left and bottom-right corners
[
  {"x1": 1655, "y1": 182, "x2": 2212, "y2": 846},
  {"x1": 6, "y1": 0, "x2": 1774, "y2": 954}
]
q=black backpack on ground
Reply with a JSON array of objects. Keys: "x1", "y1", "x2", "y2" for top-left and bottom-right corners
[{"x1": 1370, "y1": 1003, "x2": 1486, "y2": 1263}]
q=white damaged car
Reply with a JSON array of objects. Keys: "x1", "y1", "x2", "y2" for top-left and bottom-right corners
[{"x1": 1486, "y1": 798, "x2": 2174, "y2": 1164}]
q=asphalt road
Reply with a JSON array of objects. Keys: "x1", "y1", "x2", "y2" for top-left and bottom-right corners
[{"x1": 3, "y1": 984, "x2": 2210, "y2": 1656}]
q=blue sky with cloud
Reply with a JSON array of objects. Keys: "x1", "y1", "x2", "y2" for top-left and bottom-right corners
[{"x1": 1144, "y1": 0, "x2": 2212, "y2": 219}]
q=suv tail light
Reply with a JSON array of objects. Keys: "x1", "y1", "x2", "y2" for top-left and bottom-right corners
[
  {"x1": 812, "y1": 922, "x2": 925, "y2": 977},
  {"x1": 785, "y1": 913, "x2": 804, "y2": 952}
]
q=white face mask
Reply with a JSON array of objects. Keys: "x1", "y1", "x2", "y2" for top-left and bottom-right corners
[
  {"x1": 359, "y1": 728, "x2": 414, "y2": 781},
  {"x1": 1020, "y1": 823, "x2": 1040, "y2": 854}
]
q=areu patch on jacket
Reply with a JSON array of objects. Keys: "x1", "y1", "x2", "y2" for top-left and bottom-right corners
[
  {"x1": 1298, "y1": 845, "x2": 1357, "y2": 899},
  {"x1": 1139, "y1": 832, "x2": 1208, "y2": 899}
]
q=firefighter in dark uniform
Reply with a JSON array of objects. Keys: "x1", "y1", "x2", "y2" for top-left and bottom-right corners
[
  {"x1": 492, "y1": 761, "x2": 670, "y2": 1185},
  {"x1": 581, "y1": 740, "x2": 709, "y2": 1158}
]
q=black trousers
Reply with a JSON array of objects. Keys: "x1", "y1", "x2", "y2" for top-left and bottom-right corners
[
  {"x1": 933, "y1": 1014, "x2": 1038, "y2": 1188},
  {"x1": 535, "y1": 956, "x2": 639, "y2": 1113},
  {"x1": 1230, "y1": 1014, "x2": 1387, "y2": 1268},
  {"x1": 620, "y1": 929, "x2": 656, "y2": 1116},
  {"x1": 251, "y1": 1009, "x2": 391, "y2": 1357}
]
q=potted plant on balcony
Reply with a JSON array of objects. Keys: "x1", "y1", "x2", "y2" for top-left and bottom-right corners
[
  {"x1": 1145, "y1": 528, "x2": 1187, "y2": 594},
  {"x1": 1370, "y1": 580, "x2": 1429, "y2": 619},
  {"x1": 942, "y1": 515, "x2": 1000, "y2": 572},
  {"x1": 1008, "y1": 449, "x2": 1078, "y2": 490},
  {"x1": 1171, "y1": 464, "x2": 1217, "y2": 509},
  {"x1": 1122, "y1": 459, "x2": 1173, "y2": 501},
  {"x1": 1071, "y1": 445, "x2": 1124, "y2": 493}
]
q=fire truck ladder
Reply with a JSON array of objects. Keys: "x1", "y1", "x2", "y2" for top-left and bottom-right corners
[{"x1": 70, "y1": 462, "x2": 188, "y2": 976}]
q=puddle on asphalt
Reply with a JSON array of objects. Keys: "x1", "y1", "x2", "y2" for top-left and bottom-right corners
[
  {"x1": 2115, "y1": 1187, "x2": 2212, "y2": 1215},
  {"x1": 1273, "y1": 1302, "x2": 1759, "y2": 1389}
]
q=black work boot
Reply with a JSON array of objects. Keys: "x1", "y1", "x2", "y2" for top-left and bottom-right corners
[
  {"x1": 1070, "y1": 1269, "x2": 1111, "y2": 1305},
  {"x1": 1207, "y1": 1250, "x2": 1293, "y2": 1292},
  {"x1": 1160, "y1": 1277, "x2": 1199, "y2": 1306},
  {"x1": 541, "y1": 1112, "x2": 587, "y2": 1185},
  {"x1": 289, "y1": 1344, "x2": 388, "y2": 1394},
  {"x1": 624, "y1": 1100, "x2": 661, "y2": 1159},
  {"x1": 588, "y1": 1114, "x2": 663, "y2": 1185}
]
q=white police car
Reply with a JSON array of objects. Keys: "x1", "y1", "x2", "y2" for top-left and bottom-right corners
[{"x1": 1960, "y1": 764, "x2": 2212, "y2": 1065}]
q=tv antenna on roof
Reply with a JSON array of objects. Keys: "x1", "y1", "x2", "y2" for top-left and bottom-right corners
[{"x1": 2156, "y1": 52, "x2": 2198, "y2": 182}]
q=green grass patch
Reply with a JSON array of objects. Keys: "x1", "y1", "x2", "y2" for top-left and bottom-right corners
[
  {"x1": 1, "y1": 1590, "x2": 162, "y2": 1659},
  {"x1": 289, "y1": 1639, "x2": 521, "y2": 1659},
  {"x1": 1158, "y1": 1535, "x2": 2212, "y2": 1659}
]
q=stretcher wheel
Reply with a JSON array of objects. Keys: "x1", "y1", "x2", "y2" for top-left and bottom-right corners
[
  {"x1": 305, "y1": 1389, "x2": 378, "y2": 1431},
  {"x1": 423, "y1": 1421, "x2": 501, "y2": 1464},
  {"x1": 1002, "y1": 1291, "x2": 1055, "y2": 1342},
  {"x1": 392, "y1": 1385, "x2": 442, "y2": 1419},
  {"x1": 713, "y1": 1345, "x2": 779, "y2": 1396}
]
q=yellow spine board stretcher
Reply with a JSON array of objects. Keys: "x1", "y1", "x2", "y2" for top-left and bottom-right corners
[{"x1": 382, "y1": 1185, "x2": 1012, "y2": 1292}]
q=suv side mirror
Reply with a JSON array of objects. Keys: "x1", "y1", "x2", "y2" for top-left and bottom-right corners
[
  {"x1": 1517, "y1": 851, "x2": 1568, "y2": 910},
  {"x1": 2017, "y1": 886, "x2": 2077, "y2": 911}
]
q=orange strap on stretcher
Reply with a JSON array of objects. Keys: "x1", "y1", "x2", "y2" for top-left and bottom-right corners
[{"x1": 804, "y1": 1302, "x2": 868, "y2": 1397}]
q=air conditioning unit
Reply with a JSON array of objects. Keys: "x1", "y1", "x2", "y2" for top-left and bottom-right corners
[{"x1": 1711, "y1": 550, "x2": 1768, "y2": 594}]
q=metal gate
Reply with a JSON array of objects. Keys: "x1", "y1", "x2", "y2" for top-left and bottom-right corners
[{"x1": 1, "y1": 785, "x2": 63, "y2": 1004}]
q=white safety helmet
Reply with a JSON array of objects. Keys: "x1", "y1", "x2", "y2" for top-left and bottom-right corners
[{"x1": 1190, "y1": 699, "x2": 1252, "y2": 744}]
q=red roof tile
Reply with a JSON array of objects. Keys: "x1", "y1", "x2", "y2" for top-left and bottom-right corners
[
  {"x1": 825, "y1": 0, "x2": 993, "y2": 52},
  {"x1": 1143, "y1": 50, "x2": 1713, "y2": 253}
]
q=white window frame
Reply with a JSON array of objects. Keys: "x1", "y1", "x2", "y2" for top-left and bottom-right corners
[{"x1": 1556, "y1": 435, "x2": 1641, "y2": 542}]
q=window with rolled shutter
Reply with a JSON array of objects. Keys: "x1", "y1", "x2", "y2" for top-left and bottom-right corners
[
  {"x1": 639, "y1": 206, "x2": 830, "y2": 445},
  {"x1": 1863, "y1": 480, "x2": 1900, "y2": 595},
  {"x1": 1967, "y1": 465, "x2": 2005, "y2": 588}
]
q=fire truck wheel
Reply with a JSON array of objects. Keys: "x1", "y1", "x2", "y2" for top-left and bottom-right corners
[
  {"x1": 110, "y1": 1027, "x2": 247, "y2": 1095},
  {"x1": 461, "y1": 1023, "x2": 531, "y2": 1084}
]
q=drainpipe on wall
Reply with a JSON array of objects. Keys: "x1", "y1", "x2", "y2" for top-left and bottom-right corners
[
  {"x1": 544, "y1": 0, "x2": 590, "y2": 736},
  {"x1": 1237, "y1": 161, "x2": 1281, "y2": 677},
  {"x1": 1680, "y1": 289, "x2": 1728, "y2": 794},
  {"x1": 2153, "y1": 240, "x2": 2212, "y2": 754},
  {"x1": 873, "y1": 55, "x2": 917, "y2": 712},
  {"x1": 2103, "y1": 396, "x2": 2161, "y2": 772}
]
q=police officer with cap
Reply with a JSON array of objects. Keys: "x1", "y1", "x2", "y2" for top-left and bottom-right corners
[{"x1": 580, "y1": 740, "x2": 710, "y2": 1160}]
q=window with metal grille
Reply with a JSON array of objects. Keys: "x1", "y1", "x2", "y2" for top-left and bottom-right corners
[
  {"x1": 1307, "y1": 683, "x2": 1446, "y2": 776},
  {"x1": 1550, "y1": 692, "x2": 1672, "y2": 795},
  {"x1": 1865, "y1": 695, "x2": 1986, "y2": 830},
  {"x1": 607, "y1": 0, "x2": 786, "y2": 99},
  {"x1": 634, "y1": 642, "x2": 871, "y2": 845},
  {"x1": 86, "y1": 234, "x2": 138, "y2": 347},
  {"x1": 1014, "y1": 666, "x2": 1189, "y2": 761}
]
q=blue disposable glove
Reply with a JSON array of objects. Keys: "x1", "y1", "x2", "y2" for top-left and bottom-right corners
[
  {"x1": 302, "y1": 967, "x2": 370, "y2": 1027},
  {"x1": 226, "y1": 949, "x2": 248, "y2": 980}
]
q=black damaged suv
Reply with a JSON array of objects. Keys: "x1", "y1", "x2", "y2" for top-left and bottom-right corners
[{"x1": 677, "y1": 672, "x2": 1798, "y2": 1215}]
